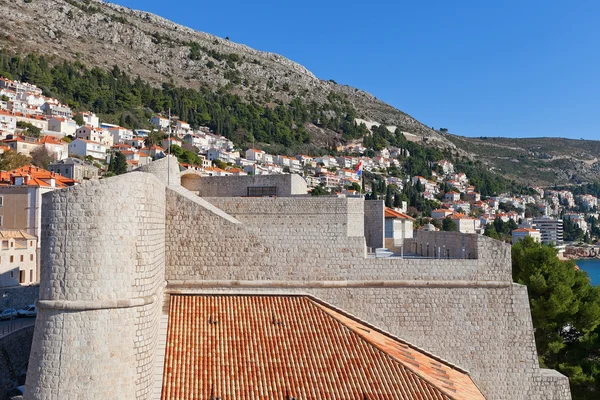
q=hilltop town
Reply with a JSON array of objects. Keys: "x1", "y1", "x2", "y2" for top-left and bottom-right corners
[{"x1": 0, "y1": 75, "x2": 597, "y2": 281}]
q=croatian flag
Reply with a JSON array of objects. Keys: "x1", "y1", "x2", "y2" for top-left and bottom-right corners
[{"x1": 356, "y1": 160, "x2": 363, "y2": 177}]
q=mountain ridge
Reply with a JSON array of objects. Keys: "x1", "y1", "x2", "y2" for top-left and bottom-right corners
[
  {"x1": 1, "y1": 0, "x2": 600, "y2": 186},
  {"x1": 0, "y1": 0, "x2": 448, "y2": 145}
]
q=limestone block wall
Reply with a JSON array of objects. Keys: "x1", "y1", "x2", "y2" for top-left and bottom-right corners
[
  {"x1": 167, "y1": 194, "x2": 513, "y2": 283},
  {"x1": 25, "y1": 172, "x2": 166, "y2": 400},
  {"x1": 0, "y1": 285, "x2": 39, "y2": 310},
  {"x1": 205, "y1": 196, "x2": 365, "y2": 239},
  {"x1": 364, "y1": 200, "x2": 384, "y2": 249},
  {"x1": 181, "y1": 173, "x2": 308, "y2": 197},
  {"x1": 406, "y1": 230, "x2": 479, "y2": 259},
  {"x1": 0, "y1": 326, "x2": 34, "y2": 397},
  {"x1": 136, "y1": 155, "x2": 180, "y2": 186},
  {"x1": 405, "y1": 231, "x2": 512, "y2": 282}
]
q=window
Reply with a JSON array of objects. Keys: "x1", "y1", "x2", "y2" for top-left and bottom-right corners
[
  {"x1": 10, "y1": 255, "x2": 13, "y2": 263},
  {"x1": 30, "y1": 254, "x2": 33, "y2": 261},
  {"x1": 19, "y1": 270, "x2": 24, "y2": 284},
  {"x1": 20, "y1": 255, "x2": 23, "y2": 262},
  {"x1": 0, "y1": 215, "x2": 2, "y2": 226},
  {"x1": 29, "y1": 241, "x2": 33, "y2": 247},
  {"x1": 10, "y1": 271, "x2": 13, "y2": 278},
  {"x1": 247, "y1": 186, "x2": 277, "y2": 197},
  {"x1": 29, "y1": 269, "x2": 33, "y2": 282},
  {"x1": 0, "y1": 196, "x2": 3, "y2": 207},
  {"x1": 10, "y1": 241, "x2": 13, "y2": 247}
]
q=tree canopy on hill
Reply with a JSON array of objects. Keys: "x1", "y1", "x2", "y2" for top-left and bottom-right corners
[
  {"x1": 0, "y1": 51, "x2": 377, "y2": 153},
  {"x1": 513, "y1": 237, "x2": 600, "y2": 399}
]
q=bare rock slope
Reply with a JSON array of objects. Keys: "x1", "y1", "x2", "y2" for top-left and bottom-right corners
[{"x1": 0, "y1": 0, "x2": 448, "y2": 144}]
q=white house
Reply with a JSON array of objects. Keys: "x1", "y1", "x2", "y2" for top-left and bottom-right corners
[
  {"x1": 39, "y1": 135, "x2": 68, "y2": 160},
  {"x1": 150, "y1": 115, "x2": 170, "y2": 130},
  {"x1": 161, "y1": 137, "x2": 183, "y2": 150},
  {"x1": 246, "y1": 148, "x2": 265, "y2": 162},
  {"x1": 80, "y1": 112, "x2": 99, "y2": 128},
  {"x1": 48, "y1": 117, "x2": 77, "y2": 136},
  {"x1": 76, "y1": 126, "x2": 113, "y2": 147},
  {"x1": 444, "y1": 191, "x2": 461, "y2": 202},
  {"x1": 512, "y1": 228, "x2": 541, "y2": 243},
  {"x1": 431, "y1": 209, "x2": 454, "y2": 220},
  {"x1": 450, "y1": 213, "x2": 478, "y2": 234},
  {"x1": 68, "y1": 139, "x2": 108, "y2": 160},
  {"x1": 176, "y1": 120, "x2": 191, "y2": 134},
  {"x1": 107, "y1": 126, "x2": 134, "y2": 144},
  {"x1": 0, "y1": 110, "x2": 16, "y2": 133},
  {"x1": 384, "y1": 208, "x2": 414, "y2": 252}
]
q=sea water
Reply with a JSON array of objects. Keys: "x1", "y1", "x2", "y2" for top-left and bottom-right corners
[{"x1": 576, "y1": 259, "x2": 600, "y2": 286}]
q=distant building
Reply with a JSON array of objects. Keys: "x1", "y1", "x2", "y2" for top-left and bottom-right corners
[
  {"x1": 150, "y1": 115, "x2": 170, "y2": 130},
  {"x1": 1, "y1": 135, "x2": 41, "y2": 156},
  {"x1": 39, "y1": 135, "x2": 68, "y2": 160},
  {"x1": 0, "y1": 166, "x2": 76, "y2": 258},
  {"x1": 512, "y1": 228, "x2": 541, "y2": 244},
  {"x1": 48, "y1": 158, "x2": 100, "y2": 181},
  {"x1": 68, "y1": 138, "x2": 109, "y2": 160},
  {"x1": 80, "y1": 111, "x2": 99, "y2": 128},
  {"x1": 0, "y1": 229, "x2": 38, "y2": 287},
  {"x1": 533, "y1": 217, "x2": 564, "y2": 245},
  {"x1": 47, "y1": 116, "x2": 78, "y2": 136},
  {"x1": 384, "y1": 208, "x2": 414, "y2": 251},
  {"x1": 444, "y1": 191, "x2": 460, "y2": 202},
  {"x1": 0, "y1": 110, "x2": 17, "y2": 133},
  {"x1": 107, "y1": 126, "x2": 134, "y2": 144},
  {"x1": 41, "y1": 102, "x2": 72, "y2": 118}
]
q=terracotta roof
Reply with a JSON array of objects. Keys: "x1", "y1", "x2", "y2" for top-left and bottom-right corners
[
  {"x1": 162, "y1": 295, "x2": 485, "y2": 400},
  {"x1": 513, "y1": 228, "x2": 539, "y2": 233},
  {"x1": 0, "y1": 229, "x2": 36, "y2": 240},
  {"x1": 385, "y1": 207, "x2": 416, "y2": 220},
  {"x1": 0, "y1": 165, "x2": 77, "y2": 187},
  {"x1": 39, "y1": 135, "x2": 64, "y2": 145}
]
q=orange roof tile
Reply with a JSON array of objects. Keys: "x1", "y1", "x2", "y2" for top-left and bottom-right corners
[
  {"x1": 0, "y1": 165, "x2": 77, "y2": 187},
  {"x1": 162, "y1": 295, "x2": 485, "y2": 400},
  {"x1": 385, "y1": 207, "x2": 416, "y2": 220}
]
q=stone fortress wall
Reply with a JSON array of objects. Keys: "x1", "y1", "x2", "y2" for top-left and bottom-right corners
[
  {"x1": 26, "y1": 172, "x2": 167, "y2": 399},
  {"x1": 25, "y1": 158, "x2": 571, "y2": 400},
  {"x1": 182, "y1": 172, "x2": 308, "y2": 197}
]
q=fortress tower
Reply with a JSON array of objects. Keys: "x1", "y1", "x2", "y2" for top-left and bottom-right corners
[{"x1": 25, "y1": 157, "x2": 571, "y2": 399}]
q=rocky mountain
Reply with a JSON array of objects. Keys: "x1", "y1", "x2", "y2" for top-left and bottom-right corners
[
  {"x1": 445, "y1": 134, "x2": 600, "y2": 186},
  {"x1": 2, "y1": 0, "x2": 600, "y2": 187},
  {"x1": 0, "y1": 0, "x2": 449, "y2": 145}
]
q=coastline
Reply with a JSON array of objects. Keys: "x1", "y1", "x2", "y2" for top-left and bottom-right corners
[{"x1": 563, "y1": 246, "x2": 600, "y2": 260}]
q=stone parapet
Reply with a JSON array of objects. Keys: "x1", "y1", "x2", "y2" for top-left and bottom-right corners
[{"x1": 181, "y1": 173, "x2": 308, "y2": 197}]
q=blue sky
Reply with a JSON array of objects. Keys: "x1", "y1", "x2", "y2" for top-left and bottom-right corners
[{"x1": 116, "y1": 0, "x2": 599, "y2": 140}]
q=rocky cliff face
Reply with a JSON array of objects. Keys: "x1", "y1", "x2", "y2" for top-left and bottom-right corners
[{"x1": 0, "y1": 0, "x2": 449, "y2": 145}]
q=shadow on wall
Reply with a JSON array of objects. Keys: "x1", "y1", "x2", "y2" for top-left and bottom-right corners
[
  {"x1": 0, "y1": 326, "x2": 34, "y2": 399},
  {"x1": 0, "y1": 268, "x2": 23, "y2": 290}
]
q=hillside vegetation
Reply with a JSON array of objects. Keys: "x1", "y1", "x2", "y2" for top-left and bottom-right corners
[{"x1": 446, "y1": 134, "x2": 600, "y2": 186}]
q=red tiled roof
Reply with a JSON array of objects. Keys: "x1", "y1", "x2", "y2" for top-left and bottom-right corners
[
  {"x1": 162, "y1": 295, "x2": 485, "y2": 400},
  {"x1": 0, "y1": 165, "x2": 77, "y2": 187},
  {"x1": 39, "y1": 135, "x2": 64, "y2": 145},
  {"x1": 385, "y1": 207, "x2": 416, "y2": 220}
]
